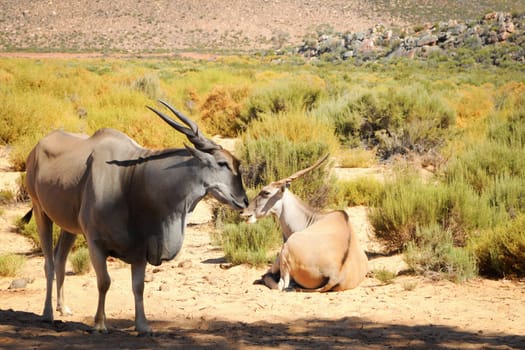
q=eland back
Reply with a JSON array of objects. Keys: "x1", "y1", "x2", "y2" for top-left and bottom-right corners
[{"x1": 24, "y1": 100, "x2": 248, "y2": 333}]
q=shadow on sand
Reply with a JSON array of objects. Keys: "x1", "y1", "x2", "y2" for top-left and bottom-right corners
[{"x1": 1, "y1": 308, "x2": 523, "y2": 349}]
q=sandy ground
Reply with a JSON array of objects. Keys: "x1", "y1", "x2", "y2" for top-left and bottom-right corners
[{"x1": 0, "y1": 146, "x2": 524, "y2": 349}]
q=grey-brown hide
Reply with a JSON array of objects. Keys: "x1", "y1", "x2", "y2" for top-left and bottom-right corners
[
  {"x1": 241, "y1": 154, "x2": 368, "y2": 291},
  {"x1": 24, "y1": 100, "x2": 248, "y2": 333}
]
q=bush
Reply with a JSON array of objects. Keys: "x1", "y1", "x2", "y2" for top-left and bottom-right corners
[
  {"x1": 0, "y1": 190, "x2": 14, "y2": 204},
  {"x1": 405, "y1": 225, "x2": 477, "y2": 282},
  {"x1": 330, "y1": 177, "x2": 384, "y2": 207},
  {"x1": 0, "y1": 92, "x2": 82, "y2": 170},
  {"x1": 489, "y1": 174, "x2": 525, "y2": 217},
  {"x1": 442, "y1": 179, "x2": 505, "y2": 246},
  {"x1": 239, "y1": 111, "x2": 338, "y2": 207},
  {"x1": 336, "y1": 147, "x2": 377, "y2": 168},
  {"x1": 219, "y1": 218, "x2": 281, "y2": 266},
  {"x1": 369, "y1": 171, "x2": 448, "y2": 252},
  {"x1": 469, "y1": 214, "x2": 525, "y2": 278},
  {"x1": 370, "y1": 168, "x2": 502, "y2": 253},
  {"x1": 240, "y1": 137, "x2": 332, "y2": 208},
  {"x1": 199, "y1": 84, "x2": 250, "y2": 137},
  {"x1": 311, "y1": 94, "x2": 363, "y2": 147},
  {"x1": 370, "y1": 104, "x2": 525, "y2": 276},
  {"x1": 131, "y1": 73, "x2": 162, "y2": 100},
  {"x1": 213, "y1": 204, "x2": 245, "y2": 229},
  {"x1": 242, "y1": 74, "x2": 325, "y2": 123},
  {"x1": 349, "y1": 86, "x2": 455, "y2": 158},
  {"x1": 373, "y1": 268, "x2": 396, "y2": 285},
  {"x1": 444, "y1": 112, "x2": 525, "y2": 223},
  {"x1": 445, "y1": 140, "x2": 525, "y2": 194},
  {"x1": 69, "y1": 247, "x2": 91, "y2": 275},
  {"x1": 493, "y1": 82, "x2": 525, "y2": 122},
  {"x1": 454, "y1": 84, "x2": 494, "y2": 128},
  {"x1": 0, "y1": 253, "x2": 26, "y2": 277}
]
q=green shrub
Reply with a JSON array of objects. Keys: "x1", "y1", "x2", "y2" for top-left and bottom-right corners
[
  {"x1": 445, "y1": 141, "x2": 525, "y2": 194},
  {"x1": 219, "y1": 218, "x2": 281, "y2": 266},
  {"x1": 349, "y1": 86, "x2": 455, "y2": 158},
  {"x1": 369, "y1": 171, "x2": 447, "y2": 252},
  {"x1": 0, "y1": 190, "x2": 14, "y2": 204},
  {"x1": 492, "y1": 82, "x2": 525, "y2": 123},
  {"x1": 371, "y1": 165, "x2": 506, "y2": 253},
  {"x1": 330, "y1": 178, "x2": 384, "y2": 207},
  {"x1": 469, "y1": 214, "x2": 525, "y2": 278},
  {"x1": 489, "y1": 115, "x2": 525, "y2": 147},
  {"x1": 242, "y1": 74, "x2": 325, "y2": 122},
  {"x1": 311, "y1": 94, "x2": 363, "y2": 147},
  {"x1": 0, "y1": 253, "x2": 26, "y2": 277},
  {"x1": 405, "y1": 225, "x2": 477, "y2": 282},
  {"x1": 69, "y1": 247, "x2": 91, "y2": 275},
  {"x1": 131, "y1": 73, "x2": 162, "y2": 100},
  {"x1": 212, "y1": 200, "x2": 252, "y2": 230},
  {"x1": 0, "y1": 92, "x2": 82, "y2": 170},
  {"x1": 443, "y1": 112, "x2": 525, "y2": 224},
  {"x1": 440, "y1": 180, "x2": 502, "y2": 244},
  {"x1": 373, "y1": 268, "x2": 396, "y2": 285},
  {"x1": 239, "y1": 111, "x2": 338, "y2": 207},
  {"x1": 489, "y1": 174, "x2": 525, "y2": 217},
  {"x1": 240, "y1": 136, "x2": 332, "y2": 208},
  {"x1": 336, "y1": 147, "x2": 377, "y2": 168}
]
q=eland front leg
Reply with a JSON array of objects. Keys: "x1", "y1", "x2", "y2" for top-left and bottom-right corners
[
  {"x1": 87, "y1": 242, "x2": 111, "y2": 333},
  {"x1": 261, "y1": 253, "x2": 281, "y2": 289},
  {"x1": 131, "y1": 260, "x2": 151, "y2": 334},
  {"x1": 277, "y1": 246, "x2": 292, "y2": 291}
]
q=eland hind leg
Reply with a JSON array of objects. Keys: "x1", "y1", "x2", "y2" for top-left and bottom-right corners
[
  {"x1": 54, "y1": 230, "x2": 76, "y2": 316},
  {"x1": 33, "y1": 206, "x2": 55, "y2": 321}
]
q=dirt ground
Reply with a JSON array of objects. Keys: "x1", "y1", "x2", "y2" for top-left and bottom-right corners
[{"x1": 1, "y1": 146, "x2": 524, "y2": 349}]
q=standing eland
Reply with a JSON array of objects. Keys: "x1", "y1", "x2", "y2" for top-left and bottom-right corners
[
  {"x1": 241, "y1": 154, "x2": 368, "y2": 291},
  {"x1": 23, "y1": 100, "x2": 248, "y2": 333}
]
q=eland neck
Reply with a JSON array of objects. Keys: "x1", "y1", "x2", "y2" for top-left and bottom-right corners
[
  {"x1": 130, "y1": 149, "x2": 207, "y2": 218},
  {"x1": 277, "y1": 189, "x2": 324, "y2": 241}
]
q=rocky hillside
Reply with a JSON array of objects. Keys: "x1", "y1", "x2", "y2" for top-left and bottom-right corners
[
  {"x1": 0, "y1": 0, "x2": 523, "y2": 53},
  {"x1": 299, "y1": 11, "x2": 525, "y2": 64}
]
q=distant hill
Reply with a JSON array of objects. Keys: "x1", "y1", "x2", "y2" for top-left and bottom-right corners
[{"x1": 0, "y1": 0, "x2": 524, "y2": 53}]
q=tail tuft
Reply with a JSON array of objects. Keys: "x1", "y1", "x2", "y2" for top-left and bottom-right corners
[{"x1": 21, "y1": 209, "x2": 33, "y2": 224}]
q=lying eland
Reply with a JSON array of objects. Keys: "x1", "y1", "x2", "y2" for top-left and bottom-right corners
[
  {"x1": 23, "y1": 100, "x2": 248, "y2": 333},
  {"x1": 241, "y1": 154, "x2": 368, "y2": 291}
]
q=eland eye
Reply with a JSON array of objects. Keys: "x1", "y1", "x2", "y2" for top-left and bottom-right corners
[
  {"x1": 218, "y1": 161, "x2": 230, "y2": 169},
  {"x1": 260, "y1": 190, "x2": 271, "y2": 197}
]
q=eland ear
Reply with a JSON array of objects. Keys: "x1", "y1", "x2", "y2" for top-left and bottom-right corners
[{"x1": 184, "y1": 144, "x2": 213, "y2": 165}]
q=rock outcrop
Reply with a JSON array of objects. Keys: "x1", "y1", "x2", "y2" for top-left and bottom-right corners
[{"x1": 297, "y1": 12, "x2": 525, "y2": 65}]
